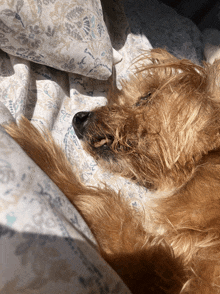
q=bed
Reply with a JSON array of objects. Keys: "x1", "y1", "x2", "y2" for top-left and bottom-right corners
[{"x1": 0, "y1": 0, "x2": 215, "y2": 292}]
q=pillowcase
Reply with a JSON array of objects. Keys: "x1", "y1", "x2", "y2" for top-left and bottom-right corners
[{"x1": 0, "y1": 0, "x2": 113, "y2": 80}]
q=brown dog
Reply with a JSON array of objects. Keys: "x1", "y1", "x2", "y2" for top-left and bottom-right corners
[{"x1": 5, "y1": 49, "x2": 220, "y2": 293}]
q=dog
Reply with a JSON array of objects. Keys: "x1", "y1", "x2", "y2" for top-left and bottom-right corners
[{"x1": 5, "y1": 48, "x2": 220, "y2": 293}]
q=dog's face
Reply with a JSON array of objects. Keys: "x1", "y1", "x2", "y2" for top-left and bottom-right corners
[{"x1": 73, "y1": 49, "x2": 220, "y2": 190}]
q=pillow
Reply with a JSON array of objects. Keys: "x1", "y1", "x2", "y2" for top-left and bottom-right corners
[{"x1": 0, "y1": 0, "x2": 113, "y2": 80}]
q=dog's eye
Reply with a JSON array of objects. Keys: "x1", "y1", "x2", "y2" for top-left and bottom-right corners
[
  {"x1": 140, "y1": 92, "x2": 151, "y2": 100},
  {"x1": 135, "y1": 92, "x2": 151, "y2": 107}
]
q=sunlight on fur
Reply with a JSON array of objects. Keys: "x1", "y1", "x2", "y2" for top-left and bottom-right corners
[{"x1": 5, "y1": 49, "x2": 220, "y2": 293}]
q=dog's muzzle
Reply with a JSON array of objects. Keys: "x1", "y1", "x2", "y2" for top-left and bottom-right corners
[{"x1": 72, "y1": 111, "x2": 93, "y2": 139}]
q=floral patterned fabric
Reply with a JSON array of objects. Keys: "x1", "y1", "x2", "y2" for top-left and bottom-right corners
[
  {"x1": 0, "y1": 119, "x2": 130, "y2": 293},
  {"x1": 0, "y1": 0, "x2": 212, "y2": 293},
  {"x1": 0, "y1": 0, "x2": 113, "y2": 80}
]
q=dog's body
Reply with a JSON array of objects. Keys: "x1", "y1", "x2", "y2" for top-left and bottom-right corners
[{"x1": 5, "y1": 49, "x2": 220, "y2": 293}]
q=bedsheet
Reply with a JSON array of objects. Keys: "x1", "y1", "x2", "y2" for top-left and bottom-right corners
[{"x1": 0, "y1": 0, "x2": 209, "y2": 293}]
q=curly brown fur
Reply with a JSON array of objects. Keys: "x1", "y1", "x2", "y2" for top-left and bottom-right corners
[{"x1": 5, "y1": 48, "x2": 220, "y2": 293}]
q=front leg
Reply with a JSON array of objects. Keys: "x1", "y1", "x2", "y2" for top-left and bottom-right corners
[{"x1": 5, "y1": 117, "x2": 186, "y2": 293}]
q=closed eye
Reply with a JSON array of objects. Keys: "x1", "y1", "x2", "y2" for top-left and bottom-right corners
[
  {"x1": 135, "y1": 92, "x2": 151, "y2": 107},
  {"x1": 140, "y1": 92, "x2": 151, "y2": 100}
]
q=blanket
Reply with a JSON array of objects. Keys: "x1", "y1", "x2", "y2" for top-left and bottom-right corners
[{"x1": 0, "y1": 0, "x2": 212, "y2": 293}]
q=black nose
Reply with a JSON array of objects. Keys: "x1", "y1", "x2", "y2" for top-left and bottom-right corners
[{"x1": 72, "y1": 111, "x2": 92, "y2": 139}]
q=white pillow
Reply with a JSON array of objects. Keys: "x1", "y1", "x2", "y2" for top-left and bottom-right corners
[{"x1": 0, "y1": 0, "x2": 113, "y2": 80}]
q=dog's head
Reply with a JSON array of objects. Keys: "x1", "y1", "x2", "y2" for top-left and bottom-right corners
[{"x1": 72, "y1": 49, "x2": 220, "y2": 190}]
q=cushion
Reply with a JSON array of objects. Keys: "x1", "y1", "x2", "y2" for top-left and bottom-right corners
[{"x1": 0, "y1": 0, "x2": 113, "y2": 80}]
